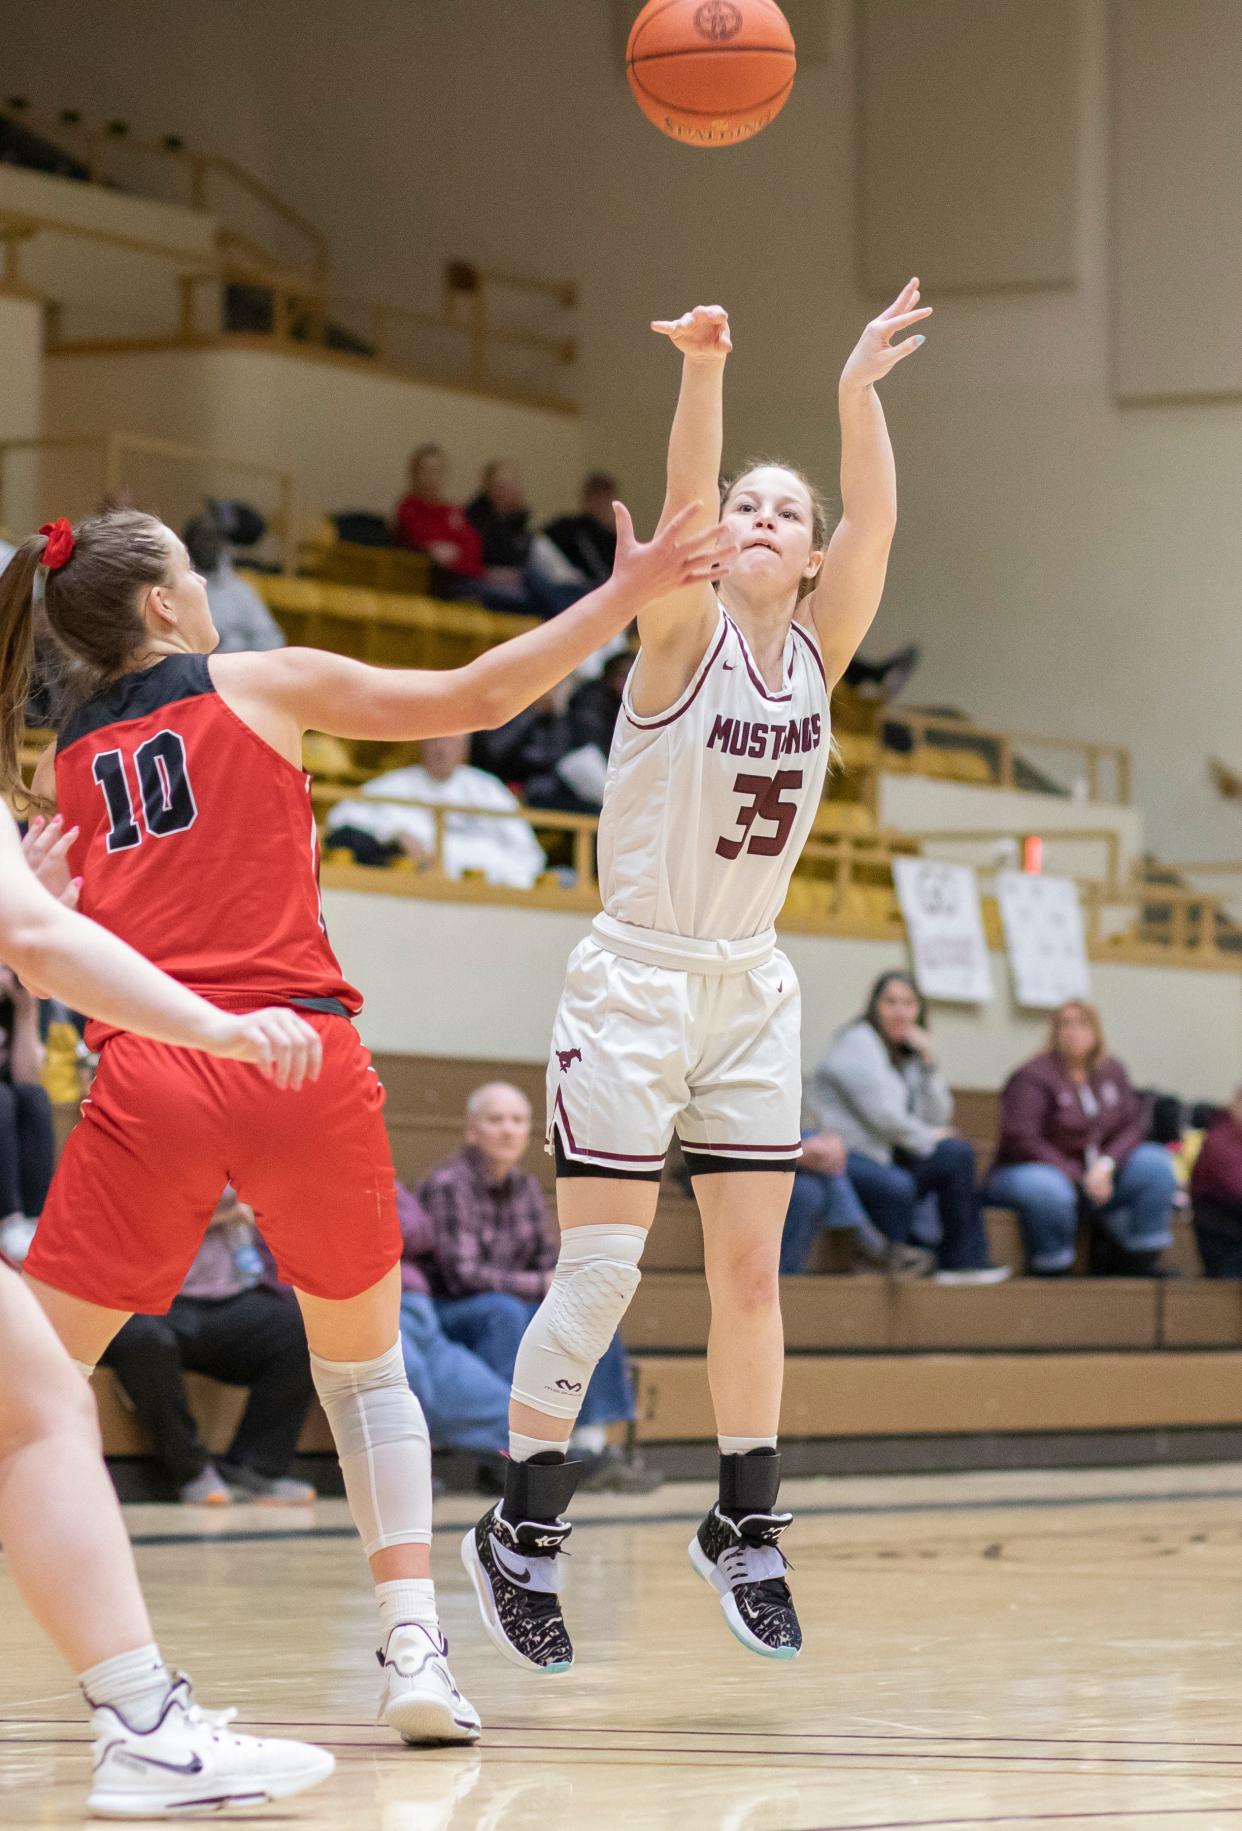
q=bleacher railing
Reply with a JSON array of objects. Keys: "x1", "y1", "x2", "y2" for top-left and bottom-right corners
[{"x1": 309, "y1": 783, "x2": 1236, "y2": 968}]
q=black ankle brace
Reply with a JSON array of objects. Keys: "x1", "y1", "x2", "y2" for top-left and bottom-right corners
[
  {"x1": 719, "y1": 1446, "x2": 782, "y2": 1517},
  {"x1": 502, "y1": 1451, "x2": 586, "y2": 1524}
]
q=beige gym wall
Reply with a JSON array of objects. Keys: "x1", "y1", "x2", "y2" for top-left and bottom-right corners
[{"x1": 6, "y1": 0, "x2": 1242, "y2": 862}]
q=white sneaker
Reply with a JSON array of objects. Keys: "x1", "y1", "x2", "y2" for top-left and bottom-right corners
[
  {"x1": 87, "y1": 1674, "x2": 333, "y2": 1818},
  {"x1": 934, "y1": 1264, "x2": 1013, "y2": 1286},
  {"x1": 376, "y1": 1622, "x2": 482, "y2": 1745}
]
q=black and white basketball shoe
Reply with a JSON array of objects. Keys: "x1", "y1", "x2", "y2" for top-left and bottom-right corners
[
  {"x1": 462, "y1": 1503, "x2": 575, "y2": 1672},
  {"x1": 690, "y1": 1504, "x2": 802, "y2": 1660}
]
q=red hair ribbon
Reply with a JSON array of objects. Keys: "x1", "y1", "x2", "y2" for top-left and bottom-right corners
[{"x1": 39, "y1": 518, "x2": 75, "y2": 570}]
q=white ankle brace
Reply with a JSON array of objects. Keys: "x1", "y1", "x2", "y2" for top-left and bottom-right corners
[
  {"x1": 310, "y1": 1342, "x2": 431, "y2": 1555},
  {"x1": 511, "y1": 1224, "x2": 646, "y2": 1421}
]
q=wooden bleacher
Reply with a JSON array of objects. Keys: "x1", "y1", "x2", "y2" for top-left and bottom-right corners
[{"x1": 89, "y1": 1053, "x2": 1242, "y2": 1472}]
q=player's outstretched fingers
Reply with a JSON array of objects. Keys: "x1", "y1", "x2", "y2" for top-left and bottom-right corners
[{"x1": 884, "y1": 333, "x2": 927, "y2": 367}]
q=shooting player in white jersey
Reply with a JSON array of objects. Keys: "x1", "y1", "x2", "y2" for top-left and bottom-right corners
[{"x1": 464, "y1": 284, "x2": 931, "y2": 1671}]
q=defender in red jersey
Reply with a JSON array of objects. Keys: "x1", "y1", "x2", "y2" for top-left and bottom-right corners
[{"x1": 0, "y1": 500, "x2": 735, "y2": 1746}]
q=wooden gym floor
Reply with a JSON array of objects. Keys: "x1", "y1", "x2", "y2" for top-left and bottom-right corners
[{"x1": 7, "y1": 1465, "x2": 1242, "y2": 1829}]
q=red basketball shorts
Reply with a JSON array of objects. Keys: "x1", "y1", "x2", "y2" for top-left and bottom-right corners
[{"x1": 26, "y1": 1012, "x2": 400, "y2": 1314}]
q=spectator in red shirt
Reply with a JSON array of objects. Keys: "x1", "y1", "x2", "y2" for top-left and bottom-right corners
[
  {"x1": 1191, "y1": 1089, "x2": 1242, "y2": 1277},
  {"x1": 418, "y1": 1082, "x2": 659, "y2": 1492},
  {"x1": 394, "y1": 443, "x2": 485, "y2": 585},
  {"x1": 984, "y1": 1000, "x2": 1176, "y2": 1276}
]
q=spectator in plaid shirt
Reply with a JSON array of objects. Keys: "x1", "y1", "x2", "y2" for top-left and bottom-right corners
[{"x1": 419, "y1": 1082, "x2": 660, "y2": 1493}]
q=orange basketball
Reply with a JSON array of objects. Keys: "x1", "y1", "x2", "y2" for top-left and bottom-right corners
[{"x1": 626, "y1": 0, "x2": 796, "y2": 149}]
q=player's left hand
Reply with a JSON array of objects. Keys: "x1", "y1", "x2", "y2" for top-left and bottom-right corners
[
  {"x1": 840, "y1": 278, "x2": 932, "y2": 390},
  {"x1": 21, "y1": 813, "x2": 82, "y2": 909},
  {"x1": 611, "y1": 500, "x2": 739, "y2": 606},
  {"x1": 207, "y1": 1007, "x2": 325, "y2": 1091}
]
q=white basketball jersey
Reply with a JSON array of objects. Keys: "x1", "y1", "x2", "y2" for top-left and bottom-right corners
[{"x1": 598, "y1": 609, "x2": 831, "y2": 942}]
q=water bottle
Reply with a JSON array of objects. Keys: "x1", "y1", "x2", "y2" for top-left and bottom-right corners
[{"x1": 228, "y1": 1217, "x2": 265, "y2": 1288}]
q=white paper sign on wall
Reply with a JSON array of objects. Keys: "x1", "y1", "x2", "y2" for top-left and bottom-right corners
[
  {"x1": 892, "y1": 858, "x2": 993, "y2": 1004},
  {"x1": 997, "y1": 870, "x2": 1090, "y2": 1010}
]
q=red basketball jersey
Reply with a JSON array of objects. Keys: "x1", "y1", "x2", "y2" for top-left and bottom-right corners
[{"x1": 56, "y1": 654, "x2": 360, "y2": 1044}]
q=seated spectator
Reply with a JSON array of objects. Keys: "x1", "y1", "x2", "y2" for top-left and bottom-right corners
[
  {"x1": 182, "y1": 510, "x2": 286, "y2": 653},
  {"x1": 472, "y1": 690, "x2": 574, "y2": 801},
  {"x1": 466, "y1": 460, "x2": 533, "y2": 576},
  {"x1": 984, "y1": 1000, "x2": 1177, "y2": 1276},
  {"x1": 781, "y1": 1127, "x2": 935, "y2": 1278},
  {"x1": 477, "y1": 653, "x2": 635, "y2": 816},
  {"x1": 466, "y1": 460, "x2": 589, "y2": 618},
  {"x1": 544, "y1": 472, "x2": 620, "y2": 585},
  {"x1": 1191, "y1": 1089, "x2": 1242, "y2": 1276},
  {"x1": 101, "y1": 1190, "x2": 316, "y2": 1505},
  {"x1": 325, "y1": 733, "x2": 546, "y2": 887},
  {"x1": 806, "y1": 972, "x2": 1008, "y2": 1285},
  {"x1": 0, "y1": 965, "x2": 54, "y2": 1267},
  {"x1": 394, "y1": 442, "x2": 485, "y2": 589},
  {"x1": 419, "y1": 1081, "x2": 659, "y2": 1493},
  {"x1": 843, "y1": 643, "x2": 921, "y2": 701},
  {"x1": 396, "y1": 1181, "x2": 514, "y2": 1462}
]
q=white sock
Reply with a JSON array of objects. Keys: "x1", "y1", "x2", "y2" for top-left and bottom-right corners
[
  {"x1": 79, "y1": 1643, "x2": 170, "y2": 1730},
  {"x1": 376, "y1": 1578, "x2": 439, "y2": 1647},
  {"x1": 71, "y1": 1360, "x2": 95, "y2": 1381},
  {"x1": 718, "y1": 1434, "x2": 778, "y2": 1456},
  {"x1": 508, "y1": 1430, "x2": 566, "y2": 1462},
  {"x1": 570, "y1": 1423, "x2": 607, "y2": 1456}
]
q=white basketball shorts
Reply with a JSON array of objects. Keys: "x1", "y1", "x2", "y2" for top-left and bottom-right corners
[{"x1": 545, "y1": 934, "x2": 803, "y2": 1174}]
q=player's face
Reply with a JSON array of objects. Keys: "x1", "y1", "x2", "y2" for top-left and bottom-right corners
[
  {"x1": 721, "y1": 468, "x2": 822, "y2": 602},
  {"x1": 466, "y1": 1088, "x2": 532, "y2": 1173},
  {"x1": 875, "y1": 979, "x2": 921, "y2": 1044}
]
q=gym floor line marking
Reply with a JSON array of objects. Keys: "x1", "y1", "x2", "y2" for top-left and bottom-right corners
[
  {"x1": 124, "y1": 1481, "x2": 1242, "y2": 1548},
  {"x1": 10, "y1": 1719, "x2": 1242, "y2": 1755},
  {"x1": 4, "y1": 1732, "x2": 1235, "y2": 1780}
]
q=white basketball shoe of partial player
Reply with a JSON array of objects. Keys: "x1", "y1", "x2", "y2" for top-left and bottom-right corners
[
  {"x1": 376, "y1": 1621, "x2": 482, "y2": 1745},
  {"x1": 87, "y1": 1674, "x2": 333, "y2": 1818}
]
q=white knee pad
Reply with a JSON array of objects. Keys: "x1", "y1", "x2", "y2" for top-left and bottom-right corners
[
  {"x1": 309, "y1": 1341, "x2": 431, "y2": 1557},
  {"x1": 511, "y1": 1224, "x2": 646, "y2": 1421}
]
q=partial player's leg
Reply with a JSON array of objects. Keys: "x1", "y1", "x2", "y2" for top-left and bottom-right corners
[
  {"x1": 690, "y1": 1165, "x2": 802, "y2": 1659},
  {"x1": 0, "y1": 1265, "x2": 333, "y2": 1817},
  {"x1": 680, "y1": 953, "x2": 804, "y2": 1659},
  {"x1": 295, "y1": 1269, "x2": 480, "y2": 1745},
  {"x1": 463, "y1": 1166, "x2": 658, "y2": 1674},
  {"x1": 237, "y1": 1011, "x2": 479, "y2": 1745}
]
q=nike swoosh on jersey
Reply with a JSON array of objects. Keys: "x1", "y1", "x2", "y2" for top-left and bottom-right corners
[{"x1": 490, "y1": 1539, "x2": 533, "y2": 1585}]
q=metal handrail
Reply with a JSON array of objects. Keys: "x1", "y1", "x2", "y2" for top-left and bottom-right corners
[{"x1": 879, "y1": 705, "x2": 1131, "y2": 804}]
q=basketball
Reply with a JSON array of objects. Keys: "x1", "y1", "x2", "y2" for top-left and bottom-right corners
[{"x1": 626, "y1": 0, "x2": 797, "y2": 148}]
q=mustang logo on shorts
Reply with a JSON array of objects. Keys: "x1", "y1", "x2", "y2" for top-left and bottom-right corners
[{"x1": 556, "y1": 1048, "x2": 583, "y2": 1073}]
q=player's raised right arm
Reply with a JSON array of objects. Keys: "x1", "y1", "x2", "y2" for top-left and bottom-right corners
[
  {"x1": 0, "y1": 807, "x2": 320, "y2": 1087},
  {"x1": 631, "y1": 306, "x2": 731, "y2": 708}
]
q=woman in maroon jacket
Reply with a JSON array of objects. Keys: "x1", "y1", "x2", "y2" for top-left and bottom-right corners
[
  {"x1": 1190, "y1": 1089, "x2": 1242, "y2": 1277},
  {"x1": 983, "y1": 1000, "x2": 1176, "y2": 1275}
]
